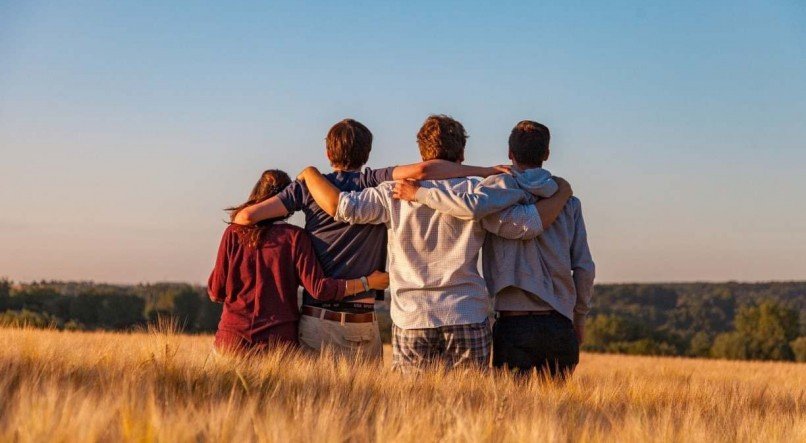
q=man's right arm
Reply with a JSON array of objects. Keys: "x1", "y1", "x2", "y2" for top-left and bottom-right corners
[
  {"x1": 299, "y1": 166, "x2": 389, "y2": 225},
  {"x1": 393, "y1": 178, "x2": 573, "y2": 234},
  {"x1": 391, "y1": 160, "x2": 509, "y2": 181}
]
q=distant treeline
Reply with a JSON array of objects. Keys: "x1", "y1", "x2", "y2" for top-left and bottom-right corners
[
  {"x1": 0, "y1": 279, "x2": 221, "y2": 333},
  {"x1": 1, "y1": 279, "x2": 804, "y2": 362},
  {"x1": 585, "y1": 282, "x2": 805, "y2": 362}
]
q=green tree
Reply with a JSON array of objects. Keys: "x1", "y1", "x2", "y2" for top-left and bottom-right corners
[
  {"x1": 195, "y1": 299, "x2": 223, "y2": 332},
  {"x1": 688, "y1": 331, "x2": 712, "y2": 357},
  {"x1": 710, "y1": 332, "x2": 748, "y2": 360},
  {"x1": 172, "y1": 288, "x2": 203, "y2": 331},
  {"x1": 790, "y1": 337, "x2": 806, "y2": 362},
  {"x1": 583, "y1": 315, "x2": 648, "y2": 352},
  {"x1": 97, "y1": 294, "x2": 145, "y2": 329},
  {"x1": 711, "y1": 301, "x2": 799, "y2": 361},
  {"x1": 0, "y1": 309, "x2": 60, "y2": 328},
  {"x1": 69, "y1": 294, "x2": 99, "y2": 326},
  {"x1": 0, "y1": 278, "x2": 10, "y2": 311}
]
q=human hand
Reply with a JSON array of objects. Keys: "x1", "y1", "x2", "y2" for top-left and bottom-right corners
[
  {"x1": 297, "y1": 166, "x2": 319, "y2": 182},
  {"x1": 553, "y1": 176, "x2": 573, "y2": 198},
  {"x1": 484, "y1": 164, "x2": 512, "y2": 176},
  {"x1": 574, "y1": 322, "x2": 585, "y2": 345},
  {"x1": 392, "y1": 179, "x2": 421, "y2": 202},
  {"x1": 367, "y1": 270, "x2": 390, "y2": 290}
]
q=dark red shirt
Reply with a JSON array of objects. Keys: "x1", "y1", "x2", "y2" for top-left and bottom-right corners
[{"x1": 208, "y1": 223, "x2": 346, "y2": 349}]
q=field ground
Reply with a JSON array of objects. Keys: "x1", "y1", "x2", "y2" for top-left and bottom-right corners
[{"x1": 0, "y1": 327, "x2": 804, "y2": 442}]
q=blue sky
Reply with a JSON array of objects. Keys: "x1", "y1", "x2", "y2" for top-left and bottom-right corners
[{"x1": 1, "y1": 1, "x2": 804, "y2": 284}]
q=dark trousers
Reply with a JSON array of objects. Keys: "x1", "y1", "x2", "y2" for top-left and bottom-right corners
[{"x1": 492, "y1": 312, "x2": 579, "y2": 379}]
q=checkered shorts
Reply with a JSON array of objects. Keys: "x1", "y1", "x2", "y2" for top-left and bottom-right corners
[{"x1": 392, "y1": 319, "x2": 492, "y2": 373}]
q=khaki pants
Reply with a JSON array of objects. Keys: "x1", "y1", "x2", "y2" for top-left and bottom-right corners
[{"x1": 298, "y1": 313, "x2": 383, "y2": 361}]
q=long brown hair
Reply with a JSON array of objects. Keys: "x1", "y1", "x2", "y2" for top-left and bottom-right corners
[{"x1": 226, "y1": 169, "x2": 292, "y2": 247}]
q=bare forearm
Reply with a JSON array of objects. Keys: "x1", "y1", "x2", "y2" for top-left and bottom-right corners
[
  {"x1": 536, "y1": 179, "x2": 573, "y2": 229},
  {"x1": 343, "y1": 271, "x2": 389, "y2": 296},
  {"x1": 421, "y1": 161, "x2": 496, "y2": 180},
  {"x1": 299, "y1": 167, "x2": 340, "y2": 216},
  {"x1": 536, "y1": 198, "x2": 566, "y2": 229},
  {"x1": 233, "y1": 197, "x2": 288, "y2": 225},
  {"x1": 393, "y1": 160, "x2": 500, "y2": 180}
]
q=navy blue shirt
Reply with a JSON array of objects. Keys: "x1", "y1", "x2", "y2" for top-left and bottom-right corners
[{"x1": 276, "y1": 167, "x2": 394, "y2": 312}]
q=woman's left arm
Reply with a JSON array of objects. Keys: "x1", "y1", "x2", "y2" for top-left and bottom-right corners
[
  {"x1": 292, "y1": 229, "x2": 389, "y2": 300},
  {"x1": 207, "y1": 230, "x2": 232, "y2": 303}
]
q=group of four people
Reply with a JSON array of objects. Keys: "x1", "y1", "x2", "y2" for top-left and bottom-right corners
[{"x1": 208, "y1": 115, "x2": 594, "y2": 377}]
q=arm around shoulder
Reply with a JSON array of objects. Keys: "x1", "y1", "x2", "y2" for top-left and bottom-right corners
[{"x1": 232, "y1": 196, "x2": 289, "y2": 225}]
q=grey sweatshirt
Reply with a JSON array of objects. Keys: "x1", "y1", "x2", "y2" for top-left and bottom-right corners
[{"x1": 413, "y1": 168, "x2": 595, "y2": 325}]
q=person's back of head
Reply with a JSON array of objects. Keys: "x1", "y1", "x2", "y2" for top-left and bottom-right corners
[
  {"x1": 226, "y1": 169, "x2": 292, "y2": 247},
  {"x1": 416, "y1": 115, "x2": 467, "y2": 163},
  {"x1": 326, "y1": 119, "x2": 373, "y2": 171},
  {"x1": 509, "y1": 120, "x2": 550, "y2": 168}
]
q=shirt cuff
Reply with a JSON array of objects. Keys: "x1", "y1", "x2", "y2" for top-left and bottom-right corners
[{"x1": 334, "y1": 192, "x2": 351, "y2": 223}]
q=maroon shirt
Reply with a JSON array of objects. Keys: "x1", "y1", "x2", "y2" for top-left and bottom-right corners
[{"x1": 208, "y1": 223, "x2": 346, "y2": 349}]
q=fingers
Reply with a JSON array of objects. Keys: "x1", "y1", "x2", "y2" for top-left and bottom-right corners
[
  {"x1": 392, "y1": 180, "x2": 417, "y2": 201},
  {"x1": 552, "y1": 176, "x2": 573, "y2": 196}
]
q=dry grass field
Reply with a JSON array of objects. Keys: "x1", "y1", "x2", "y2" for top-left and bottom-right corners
[{"x1": 1, "y1": 326, "x2": 804, "y2": 443}]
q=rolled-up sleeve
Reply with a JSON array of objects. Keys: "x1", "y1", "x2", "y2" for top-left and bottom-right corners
[
  {"x1": 335, "y1": 187, "x2": 389, "y2": 225},
  {"x1": 570, "y1": 199, "x2": 595, "y2": 325}
]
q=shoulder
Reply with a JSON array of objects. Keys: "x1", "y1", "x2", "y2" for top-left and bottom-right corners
[
  {"x1": 479, "y1": 173, "x2": 518, "y2": 189},
  {"x1": 358, "y1": 166, "x2": 395, "y2": 187},
  {"x1": 276, "y1": 180, "x2": 305, "y2": 206},
  {"x1": 422, "y1": 177, "x2": 477, "y2": 191},
  {"x1": 271, "y1": 222, "x2": 310, "y2": 245},
  {"x1": 363, "y1": 166, "x2": 395, "y2": 176},
  {"x1": 348, "y1": 181, "x2": 394, "y2": 196},
  {"x1": 219, "y1": 224, "x2": 244, "y2": 248},
  {"x1": 223, "y1": 223, "x2": 241, "y2": 237},
  {"x1": 375, "y1": 181, "x2": 395, "y2": 191},
  {"x1": 567, "y1": 196, "x2": 584, "y2": 214}
]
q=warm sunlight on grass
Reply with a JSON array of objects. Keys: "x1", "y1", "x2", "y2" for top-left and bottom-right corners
[{"x1": 1, "y1": 326, "x2": 804, "y2": 442}]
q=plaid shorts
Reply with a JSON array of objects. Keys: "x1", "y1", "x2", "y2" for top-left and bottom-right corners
[{"x1": 392, "y1": 319, "x2": 492, "y2": 373}]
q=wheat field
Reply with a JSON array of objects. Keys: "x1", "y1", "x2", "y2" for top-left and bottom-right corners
[{"x1": 0, "y1": 326, "x2": 803, "y2": 443}]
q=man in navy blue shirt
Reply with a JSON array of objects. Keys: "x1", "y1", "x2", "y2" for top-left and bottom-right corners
[{"x1": 233, "y1": 118, "x2": 505, "y2": 360}]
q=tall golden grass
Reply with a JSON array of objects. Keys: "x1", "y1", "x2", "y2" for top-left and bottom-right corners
[{"x1": 0, "y1": 325, "x2": 803, "y2": 442}]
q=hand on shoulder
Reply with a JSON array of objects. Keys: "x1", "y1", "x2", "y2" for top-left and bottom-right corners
[{"x1": 392, "y1": 179, "x2": 421, "y2": 202}]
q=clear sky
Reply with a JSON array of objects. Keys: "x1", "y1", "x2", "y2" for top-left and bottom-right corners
[{"x1": 1, "y1": 1, "x2": 804, "y2": 285}]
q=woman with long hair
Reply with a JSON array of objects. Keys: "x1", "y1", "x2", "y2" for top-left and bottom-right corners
[{"x1": 208, "y1": 169, "x2": 389, "y2": 354}]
